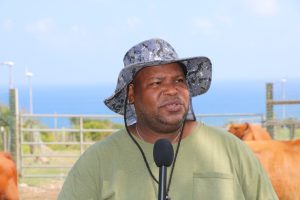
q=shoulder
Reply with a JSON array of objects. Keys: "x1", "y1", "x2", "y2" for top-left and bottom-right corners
[
  {"x1": 64, "y1": 128, "x2": 128, "y2": 170},
  {"x1": 57, "y1": 130, "x2": 131, "y2": 200},
  {"x1": 83, "y1": 128, "x2": 129, "y2": 157},
  {"x1": 59, "y1": 128, "x2": 130, "y2": 197},
  {"x1": 190, "y1": 122, "x2": 255, "y2": 158},
  {"x1": 193, "y1": 122, "x2": 243, "y2": 143},
  {"x1": 193, "y1": 123, "x2": 266, "y2": 170}
]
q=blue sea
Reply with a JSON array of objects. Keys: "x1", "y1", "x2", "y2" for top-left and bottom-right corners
[{"x1": 0, "y1": 79, "x2": 299, "y2": 126}]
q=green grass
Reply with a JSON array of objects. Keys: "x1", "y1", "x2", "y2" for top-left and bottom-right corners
[
  {"x1": 20, "y1": 177, "x2": 65, "y2": 187},
  {"x1": 274, "y1": 127, "x2": 300, "y2": 140},
  {"x1": 19, "y1": 125, "x2": 300, "y2": 187},
  {"x1": 19, "y1": 149, "x2": 79, "y2": 186}
]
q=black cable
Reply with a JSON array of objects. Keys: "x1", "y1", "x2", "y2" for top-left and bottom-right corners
[
  {"x1": 123, "y1": 85, "x2": 185, "y2": 196},
  {"x1": 166, "y1": 122, "x2": 185, "y2": 195},
  {"x1": 124, "y1": 86, "x2": 158, "y2": 183}
]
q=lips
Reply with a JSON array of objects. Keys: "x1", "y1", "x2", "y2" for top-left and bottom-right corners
[
  {"x1": 164, "y1": 103, "x2": 182, "y2": 112},
  {"x1": 159, "y1": 99, "x2": 183, "y2": 112}
]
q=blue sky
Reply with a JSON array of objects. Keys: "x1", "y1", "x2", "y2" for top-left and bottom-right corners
[{"x1": 1, "y1": 0, "x2": 300, "y2": 87}]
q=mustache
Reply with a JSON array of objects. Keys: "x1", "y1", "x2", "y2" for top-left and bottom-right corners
[{"x1": 158, "y1": 97, "x2": 184, "y2": 107}]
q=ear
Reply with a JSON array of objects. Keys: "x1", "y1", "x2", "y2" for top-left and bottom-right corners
[{"x1": 127, "y1": 84, "x2": 135, "y2": 104}]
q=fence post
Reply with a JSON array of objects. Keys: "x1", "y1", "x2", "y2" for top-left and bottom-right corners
[
  {"x1": 9, "y1": 88, "x2": 20, "y2": 170},
  {"x1": 80, "y1": 117, "x2": 84, "y2": 154},
  {"x1": 0, "y1": 126, "x2": 8, "y2": 151},
  {"x1": 266, "y1": 83, "x2": 274, "y2": 138},
  {"x1": 19, "y1": 115, "x2": 24, "y2": 177}
]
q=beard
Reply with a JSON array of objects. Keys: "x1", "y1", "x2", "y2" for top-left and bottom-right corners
[
  {"x1": 152, "y1": 105, "x2": 189, "y2": 133},
  {"x1": 157, "y1": 110, "x2": 187, "y2": 125},
  {"x1": 135, "y1": 99, "x2": 190, "y2": 133}
]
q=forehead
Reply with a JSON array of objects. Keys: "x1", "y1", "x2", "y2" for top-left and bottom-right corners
[{"x1": 134, "y1": 62, "x2": 185, "y2": 80}]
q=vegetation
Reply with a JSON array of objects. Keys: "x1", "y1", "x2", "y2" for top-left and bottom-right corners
[
  {"x1": 274, "y1": 117, "x2": 300, "y2": 140},
  {"x1": 2, "y1": 101, "x2": 300, "y2": 186},
  {"x1": 0, "y1": 104, "x2": 11, "y2": 150},
  {"x1": 70, "y1": 117, "x2": 123, "y2": 141},
  {"x1": 19, "y1": 117, "x2": 124, "y2": 184},
  {"x1": 20, "y1": 117, "x2": 124, "y2": 153}
]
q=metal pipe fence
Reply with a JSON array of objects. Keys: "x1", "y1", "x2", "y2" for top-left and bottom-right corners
[{"x1": 19, "y1": 112, "x2": 264, "y2": 179}]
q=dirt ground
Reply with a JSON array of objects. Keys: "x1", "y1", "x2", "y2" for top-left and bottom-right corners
[{"x1": 19, "y1": 181, "x2": 63, "y2": 200}]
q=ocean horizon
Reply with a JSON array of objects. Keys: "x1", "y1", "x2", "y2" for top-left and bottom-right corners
[{"x1": 1, "y1": 79, "x2": 299, "y2": 126}]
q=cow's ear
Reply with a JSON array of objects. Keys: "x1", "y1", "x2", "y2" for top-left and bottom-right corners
[{"x1": 243, "y1": 122, "x2": 249, "y2": 129}]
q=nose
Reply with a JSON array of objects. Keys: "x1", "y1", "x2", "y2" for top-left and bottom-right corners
[{"x1": 162, "y1": 82, "x2": 178, "y2": 96}]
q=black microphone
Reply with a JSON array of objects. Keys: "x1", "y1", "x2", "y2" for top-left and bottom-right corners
[{"x1": 153, "y1": 139, "x2": 174, "y2": 200}]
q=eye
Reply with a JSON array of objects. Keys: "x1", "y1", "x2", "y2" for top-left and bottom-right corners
[
  {"x1": 175, "y1": 78, "x2": 185, "y2": 83},
  {"x1": 149, "y1": 81, "x2": 161, "y2": 86}
]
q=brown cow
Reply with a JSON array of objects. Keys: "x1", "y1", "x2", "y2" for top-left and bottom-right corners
[
  {"x1": 0, "y1": 152, "x2": 19, "y2": 200},
  {"x1": 228, "y1": 123, "x2": 272, "y2": 140},
  {"x1": 245, "y1": 139, "x2": 300, "y2": 200}
]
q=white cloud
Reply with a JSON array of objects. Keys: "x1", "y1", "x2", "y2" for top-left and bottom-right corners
[
  {"x1": 25, "y1": 18, "x2": 92, "y2": 49},
  {"x1": 218, "y1": 15, "x2": 233, "y2": 26},
  {"x1": 93, "y1": 0, "x2": 108, "y2": 2},
  {"x1": 247, "y1": 0, "x2": 279, "y2": 16},
  {"x1": 70, "y1": 25, "x2": 88, "y2": 36},
  {"x1": 126, "y1": 17, "x2": 142, "y2": 29},
  {"x1": 70, "y1": 25, "x2": 80, "y2": 33},
  {"x1": 26, "y1": 18, "x2": 55, "y2": 34},
  {"x1": 191, "y1": 18, "x2": 215, "y2": 35},
  {"x1": 1, "y1": 19, "x2": 14, "y2": 32}
]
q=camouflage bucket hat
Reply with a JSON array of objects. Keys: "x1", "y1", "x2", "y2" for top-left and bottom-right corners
[{"x1": 104, "y1": 38, "x2": 212, "y2": 125}]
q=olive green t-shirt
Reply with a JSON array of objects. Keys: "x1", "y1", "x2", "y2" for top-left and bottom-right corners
[{"x1": 58, "y1": 123, "x2": 278, "y2": 200}]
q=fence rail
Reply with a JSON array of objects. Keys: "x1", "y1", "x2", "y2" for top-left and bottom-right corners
[
  {"x1": 19, "y1": 114, "x2": 124, "y2": 178},
  {"x1": 1, "y1": 83, "x2": 296, "y2": 179},
  {"x1": 18, "y1": 112, "x2": 265, "y2": 179}
]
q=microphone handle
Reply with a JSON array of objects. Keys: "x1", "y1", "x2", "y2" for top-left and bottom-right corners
[{"x1": 158, "y1": 166, "x2": 167, "y2": 200}]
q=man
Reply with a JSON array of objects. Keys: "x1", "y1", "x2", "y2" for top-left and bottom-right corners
[{"x1": 58, "y1": 38, "x2": 278, "y2": 199}]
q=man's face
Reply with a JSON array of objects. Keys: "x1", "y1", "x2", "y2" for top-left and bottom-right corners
[{"x1": 128, "y1": 62, "x2": 190, "y2": 132}]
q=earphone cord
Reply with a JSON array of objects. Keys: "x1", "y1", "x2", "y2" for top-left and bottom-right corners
[{"x1": 124, "y1": 86, "x2": 185, "y2": 195}]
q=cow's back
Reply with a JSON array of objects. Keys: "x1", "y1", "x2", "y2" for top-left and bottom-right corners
[
  {"x1": 0, "y1": 152, "x2": 19, "y2": 200},
  {"x1": 246, "y1": 140, "x2": 300, "y2": 200},
  {"x1": 245, "y1": 125, "x2": 272, "y2": 140},
  {"x1": 227, "y1": 123, "x2": 272, "y2": 141}
]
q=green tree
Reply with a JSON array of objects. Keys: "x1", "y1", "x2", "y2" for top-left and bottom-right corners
[
  {"x1": 0, "y1": 104, "x2": 11, "y2": 150},
  {"x1": 69, "y1": 117, "x2": 123, "y2": 141}
]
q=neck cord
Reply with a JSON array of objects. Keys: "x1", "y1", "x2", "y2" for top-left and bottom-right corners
[{"x1": 124, "y1": 88, "x2": 185, "y2": 197}]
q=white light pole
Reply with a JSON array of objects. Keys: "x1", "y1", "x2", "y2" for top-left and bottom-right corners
[
  {"x1": 1, "y1": 61, "x2": 14, "y2": 89},
  {"x1": 280, "y1": 78, "x2": 287, "y2": 119},
  {"x1": 25, "y1": 70, "x2": 34, "y2": 114}
]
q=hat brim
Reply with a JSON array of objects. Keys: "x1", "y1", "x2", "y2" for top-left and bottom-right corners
[{"x1": 104, "y1": 56, "x2": 212, "y2": 115}]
